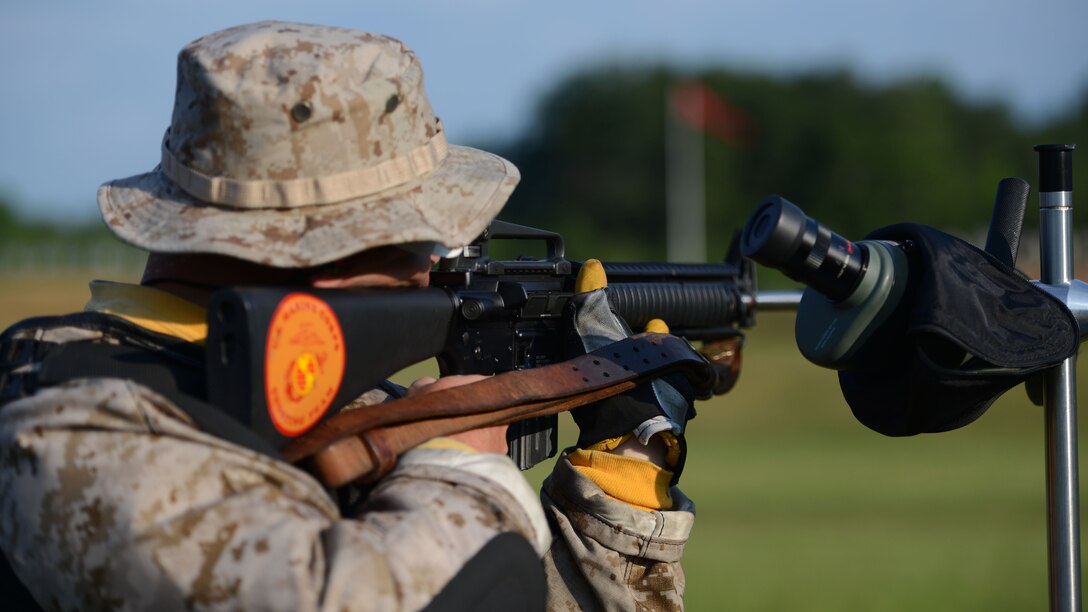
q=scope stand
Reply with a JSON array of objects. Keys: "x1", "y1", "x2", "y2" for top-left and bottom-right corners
[{"x1": 1029, "y1": 144, "x2": 1083, "y2": 612}]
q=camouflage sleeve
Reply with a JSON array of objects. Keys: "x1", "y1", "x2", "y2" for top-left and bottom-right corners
[
  {"x1": 541, "y1": 452, "x2": 695, "y2": 612},
  {"x1": 0, "y1": 378, "x2": 550, "y2": 611}
]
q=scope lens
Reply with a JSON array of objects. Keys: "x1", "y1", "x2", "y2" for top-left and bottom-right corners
[{"x1": 741, "y1": 195, "x2": 867, "y2": 302}]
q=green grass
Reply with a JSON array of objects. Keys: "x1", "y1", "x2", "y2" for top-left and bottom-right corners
[
  {"x1": 413, "y1": 309, "x2": 1081, "y2": 610},
  {"x1": 678, "y1": 312, "x2": 1075, "y2": 610},
  {"x1": 3, "y1": 278, "x2": 1083, "y2": 609}
]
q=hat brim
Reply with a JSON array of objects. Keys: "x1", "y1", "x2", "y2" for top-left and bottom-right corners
[{"x1": 98, "y1": 145, "x2": 519, "y2": 268}]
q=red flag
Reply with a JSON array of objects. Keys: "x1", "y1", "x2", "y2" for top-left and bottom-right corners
[{"x1": 670, "y1": 82, "x2": 755, "y2": 148}]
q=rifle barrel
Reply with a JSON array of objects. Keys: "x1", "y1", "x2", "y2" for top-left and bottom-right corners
[{"x1": 751, "y1": 290, "x2": 803, "y2": 311}]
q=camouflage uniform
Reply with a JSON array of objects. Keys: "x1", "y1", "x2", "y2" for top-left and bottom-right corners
[
  {"x1": 0, "y1": 22, "x2": 694, "y2": 611},
  {"x1": 0, "y1": 312, "x2": 693, "y2": 610}
]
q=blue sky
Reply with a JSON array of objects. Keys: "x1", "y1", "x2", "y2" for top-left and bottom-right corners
[{"x1": 2, "y1": 0, "x2": 1086, "y2": 222}]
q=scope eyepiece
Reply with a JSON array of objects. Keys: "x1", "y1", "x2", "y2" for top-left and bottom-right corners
[{"x1": 741, "y1": 195, "x2": 867, "y2": 302}]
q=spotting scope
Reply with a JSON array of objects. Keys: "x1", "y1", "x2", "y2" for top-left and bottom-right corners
[{"x1": 740, "y1": 195, "x2": 910, "y2": 369}]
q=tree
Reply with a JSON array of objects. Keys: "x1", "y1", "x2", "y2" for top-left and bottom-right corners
[{"x1": 478, "y1": 64, "x2": 1081, "y2": 262}]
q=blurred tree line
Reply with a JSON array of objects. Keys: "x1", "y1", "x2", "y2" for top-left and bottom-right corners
[
  {"x1": 481, "y1": 65, "x2": 1087, "y2": 262},
  {"x1": 0, "y1": 193, "x2": 111, "y2": 245},
  {"x1": 1, "y1": 65, "x2": 1085, "y2": 266},
  {"x1": 0, "y1": 193, "x2": 144, "y2": 275}
]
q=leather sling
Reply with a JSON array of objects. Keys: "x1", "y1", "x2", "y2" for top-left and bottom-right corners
[
  {"x1": 288, "y1": 332, "x2": 714, "y2": 488},
  {"x1": 2, "y1": 317, "x2": 713, "y2": 490}
]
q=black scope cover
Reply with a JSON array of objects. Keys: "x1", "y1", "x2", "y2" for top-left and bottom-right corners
[{"x1": 839, "y1": 223, "x2": 1078, "y2": 436}]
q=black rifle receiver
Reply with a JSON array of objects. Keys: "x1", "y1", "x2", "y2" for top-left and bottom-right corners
[
  {"x1": 206, "y1": 220, "x2": 757, "y2": 471},
  {"x1": 428, "y1": 221, "x2": 577, "y2": 469}
]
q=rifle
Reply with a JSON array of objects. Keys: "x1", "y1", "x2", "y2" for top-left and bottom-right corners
[{"x1": 205, "y1": 220, "x2": 763, "y2": 474}]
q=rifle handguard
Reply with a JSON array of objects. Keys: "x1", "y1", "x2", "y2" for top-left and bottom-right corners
[{"x1": 284, "y1": 333, "x2": 715, "y2": 488}]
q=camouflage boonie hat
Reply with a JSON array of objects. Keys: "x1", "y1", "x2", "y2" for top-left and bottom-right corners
[{"x1": 98, "y1": 21, "x2": 519, "y2": 267}]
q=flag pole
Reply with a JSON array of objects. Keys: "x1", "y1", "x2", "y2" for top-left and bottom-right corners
[{"x1": 666, "y1": 84, "x2": 707, "y2": 263}]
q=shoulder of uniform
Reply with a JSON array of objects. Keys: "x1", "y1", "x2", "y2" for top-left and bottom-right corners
[{"x1": 3, "y1": 311, "x2": 201, "y2": 359}]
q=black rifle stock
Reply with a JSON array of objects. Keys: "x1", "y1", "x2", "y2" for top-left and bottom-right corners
[{"x1": 206, "y1": 220, "x2": 757, "y2": 470}]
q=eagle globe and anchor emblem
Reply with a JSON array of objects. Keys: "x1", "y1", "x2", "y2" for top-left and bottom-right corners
[{"x1": 264, "y1": 293, "x2": 347, "y2": 436}]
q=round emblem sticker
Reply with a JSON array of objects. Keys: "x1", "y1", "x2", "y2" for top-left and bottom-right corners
[{"x1": 265, "y1": 293, "x2": 346, "y2": 437}]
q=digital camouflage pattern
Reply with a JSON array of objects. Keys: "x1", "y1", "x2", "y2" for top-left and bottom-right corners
[
  {"x1": 0, "y1": 368, "x2": 542, "y2": 611},
  {"x1": 0, "y1": 321, "x2": 694, "y2": 611},
  {"x1": 3, "y1": 20, "x2": 696, "y2": 610},
  {"x1": 98, "y1": 21, "x2": 519, "y2": 267},
  {"x1": 542, "y1": 456, "x2": 694, "y2": 611}
]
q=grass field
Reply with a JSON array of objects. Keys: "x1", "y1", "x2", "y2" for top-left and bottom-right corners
[{"x1": 2, "y1": 272, "x2": 1084, "y2": 610}]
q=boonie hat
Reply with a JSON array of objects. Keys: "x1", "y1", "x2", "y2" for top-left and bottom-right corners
[{"x1": 98, "y1": 21, "x2": 519, "y2": 267}]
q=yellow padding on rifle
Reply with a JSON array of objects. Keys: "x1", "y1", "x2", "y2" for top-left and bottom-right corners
[
  {"x1": 569, "y1": 449, "x2": 674, "y2": 511},
  {"x1": 644, "y1": 318, "x2": 669, "y2": 334},
  {"x1": 85, "y1": 281, "x2": 208, "y2": 344},
  {"x1": 575, "y1": 259, "x2": 608, "y2": 293}
]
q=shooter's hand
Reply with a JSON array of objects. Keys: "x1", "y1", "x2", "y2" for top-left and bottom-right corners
[
  {"x1": 569, "y1": 260, "x2": 696, "y2": 475},
  {"x1": 408, "y1": 375, "x2": 509, "y2": 454}
]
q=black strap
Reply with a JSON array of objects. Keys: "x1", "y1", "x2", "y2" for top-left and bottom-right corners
[
  {"x1": 422, "y1": 532, "x2": 545, "y2": 612},
  {"x1": 37, "y1": 342, "x2": 279, "y2": 459},
  {"x1": 37, "y1": 342, "x2": 206, "y2": 400},
  {"x1": 0, "y1": 548, "x2": 42, "y2": 611},
  {"x1": 1, "y1": 314, "x2": 279, "y2": 460},
  {"x1": 1, "y1": 312, "x2": 205, "y2": 367}
]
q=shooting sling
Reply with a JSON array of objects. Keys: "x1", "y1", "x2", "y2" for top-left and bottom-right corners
[
  {"x1": 1, "y1": 314, "x2": 713, "y2": 488},
  {"x1": 286, "y1": 333, "x2": 715, "y2": 488}
]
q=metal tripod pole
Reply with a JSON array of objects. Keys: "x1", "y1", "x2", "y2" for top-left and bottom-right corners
[{"x1": 1036, "y1": 144, "x2": 1082, "y2": 612}]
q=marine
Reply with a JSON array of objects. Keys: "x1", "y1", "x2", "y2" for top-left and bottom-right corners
[{"x1": 0, "y1": 21, "x2": 706, "y2": 610}]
